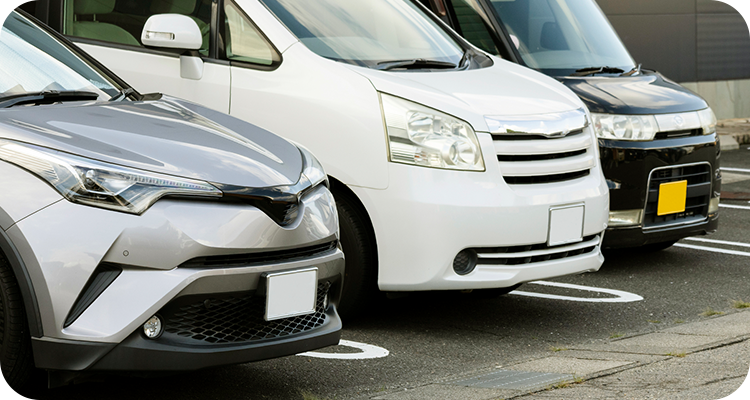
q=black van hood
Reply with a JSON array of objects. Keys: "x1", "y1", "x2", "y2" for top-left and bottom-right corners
[{"x1": 557, "y1": 70, "x2": 708, "y2": 115}]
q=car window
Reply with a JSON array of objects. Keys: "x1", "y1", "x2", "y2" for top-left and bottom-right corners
[
  {"x1": 0, "y1": 12, "x2": 118, "y2": 99},
  {"x1": 223, "y1": 0, "x2": 278, "y2": 66},
  {"x1": 261, "y1": 0, "x2": 465, "y2": 69},
  {"x1": 445, "y1": 0, "x2": 501, "y2": 55},
  {"x1": 61, "y1": 0, "x2": 212, "y2": 56}
]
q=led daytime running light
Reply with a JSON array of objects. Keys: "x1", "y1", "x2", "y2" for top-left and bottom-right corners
[{"x1": 0, "y1": 140, "x2": 221, "y2": 214}]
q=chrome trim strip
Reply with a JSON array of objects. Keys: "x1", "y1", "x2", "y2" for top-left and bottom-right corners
[
  {"x1": 477, "y1": 235, "x2": 600, "y2": 259},
  {"x1": 486, "y1": 108, "x2": 589, "y2": 138}
]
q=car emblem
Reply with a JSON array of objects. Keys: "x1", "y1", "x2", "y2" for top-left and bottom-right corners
[{"x1": 674, "y1": 115, "x2": 685, "y2": 127}]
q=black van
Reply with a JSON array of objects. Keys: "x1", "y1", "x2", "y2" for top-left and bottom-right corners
[{"x1": 416, "y1": 0, "x2": 720, "y2": 250}]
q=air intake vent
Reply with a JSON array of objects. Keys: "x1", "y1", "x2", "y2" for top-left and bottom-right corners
[{"x1": 64, "y1": 263, "x2": 122, "y2": 328}]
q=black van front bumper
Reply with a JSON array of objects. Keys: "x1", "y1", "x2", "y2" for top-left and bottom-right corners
[{"x1": 600, "y1": 134, "x2": 721, "y2": 249}]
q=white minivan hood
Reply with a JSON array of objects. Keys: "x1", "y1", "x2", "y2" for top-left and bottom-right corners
[{"x1": 347, "y1": 57, "x2": 585, "y2": 132}]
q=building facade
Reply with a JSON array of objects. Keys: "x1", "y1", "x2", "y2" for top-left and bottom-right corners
[{"x1": 597, "y1": 0, "x2": 750, "y2": 119}]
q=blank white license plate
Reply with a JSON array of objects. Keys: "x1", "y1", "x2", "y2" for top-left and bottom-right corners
[
  {"x1": 265, "y1": 267, "x2": 318, "y2": 321},
  {"x1": 548, "y1": 205, "x2": 585, "y2": 246}
]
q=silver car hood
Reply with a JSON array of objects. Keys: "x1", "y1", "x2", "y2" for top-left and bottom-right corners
[{"x1": 0, "y1": 96, "x2": 302, "y2": 188}]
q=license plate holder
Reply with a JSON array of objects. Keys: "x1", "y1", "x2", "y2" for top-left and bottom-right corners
[
  {"x1": 548, "y1": 204, "x2": 585, "y2": 247},
  {"x1": 657, "y1": 180, "x2": 688, "y2": 216},
  {"x1": 264, "y1": 267, "x2": 318, "y2": 321}
]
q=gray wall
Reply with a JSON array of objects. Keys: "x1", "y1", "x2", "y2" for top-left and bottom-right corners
[{"x1": 596, "y1": 0, "x2": 750, "y2": 83}]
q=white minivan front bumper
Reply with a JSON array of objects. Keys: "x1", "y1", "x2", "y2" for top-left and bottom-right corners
[{"x1": 353, "y1": 133, "x2": 609, "y2": 291}]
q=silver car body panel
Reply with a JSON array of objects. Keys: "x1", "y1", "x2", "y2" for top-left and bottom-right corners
[
  {"x1": 0, "y1": 96, "x2": 302, "y2": 188},
  {"x1": 9, "y1": 185, "x2": 339, "y2": 343}
]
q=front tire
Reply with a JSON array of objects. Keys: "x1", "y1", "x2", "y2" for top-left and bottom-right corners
[
  {"x1": 0, "y1": 253, "x2": 36, "y2": 393},
  {"x1": 334, "y1": 193, "x2": 379, "y2": 319}
]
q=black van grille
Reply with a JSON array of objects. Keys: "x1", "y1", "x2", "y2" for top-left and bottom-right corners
[{"x1": 644, "y1": 164, "x2": 711, "y2": 228}]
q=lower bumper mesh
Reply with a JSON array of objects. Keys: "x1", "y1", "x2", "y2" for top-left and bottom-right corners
[{"x1": 159, "y1": 282, "x2": 331, "y2": 345}]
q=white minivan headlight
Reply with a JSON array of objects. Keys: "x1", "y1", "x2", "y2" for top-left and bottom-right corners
[
  {"x1": 591, "y1": 113, "x2": 659, "y2": 141},
  {"x1": 381, "y1": 93, "x2": 484, "y2": 171},
  {"x1": 0, "y1": 140, "x2": 221, "y2": 214}
]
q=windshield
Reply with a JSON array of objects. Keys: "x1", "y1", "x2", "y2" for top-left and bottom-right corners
[
  {"x1": 0, "y1": 12, "x2": 120, "y2": 100},
  {"x1": 488, "y1": 0, "x2": 635, "y2": 75},
  {"x1": 260, "y1": 0, "x2": 465, "y2": 69}
]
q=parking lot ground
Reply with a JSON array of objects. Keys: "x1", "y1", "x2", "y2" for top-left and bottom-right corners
[{"x1": 37, "y1": 147, "x2": 750, "y2": 400}]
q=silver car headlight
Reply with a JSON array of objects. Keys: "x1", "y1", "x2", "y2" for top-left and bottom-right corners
[
  {"x1": 381, "y1": 93, "x2": 484, "y2": 171},
  {"x1": 591, "y1": 113, "x2": 659, "y2": 141},
  {"x1": 0, "y1": 139, "x2": 221, "y2": 214},
  {"x1": 697, "y1": 108, "x2": 717, "y2": 135}
]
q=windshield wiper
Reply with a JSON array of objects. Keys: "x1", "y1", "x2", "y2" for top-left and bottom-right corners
[
  {"x1": 108, "y1": 87, "x2": 138, "y2": 102},
  {"x1": 375, "y1": 59, "x2": 458, "y2": 71},
  {"x1": 620, "y1": 64, "x2": 642, "y2": 77},
  {"x1": 571, "y1": 66, "x2": 625, "y2": 77},
  {"x1": 0, "y1": 90, "x2": 100, "y2": 108}
]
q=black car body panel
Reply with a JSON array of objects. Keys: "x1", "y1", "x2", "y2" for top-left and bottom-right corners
[{"x1": 415, "y1": 0, "x2": 721, "y2": 248}]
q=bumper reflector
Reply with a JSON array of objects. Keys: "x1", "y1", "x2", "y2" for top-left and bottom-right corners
[
  {"x1": 608, "y1": 209, "x2": 643, "y2": 227},
  {"x1": 709, "y1": 197, "x2": 720, "y2": 214}
]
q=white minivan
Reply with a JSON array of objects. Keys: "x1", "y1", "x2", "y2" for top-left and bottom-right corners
[{"x1": 30, "y1": 0, "x2": 609, "y2": 314}]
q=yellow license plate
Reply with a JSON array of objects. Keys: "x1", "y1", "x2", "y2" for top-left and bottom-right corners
[{"x1": 657, "y1": 180, "x2": 688, "y2": 216}]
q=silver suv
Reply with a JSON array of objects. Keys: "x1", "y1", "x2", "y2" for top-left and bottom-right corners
[{"x1": 0, "y1": 10, "x2": 343, "y2": 392}]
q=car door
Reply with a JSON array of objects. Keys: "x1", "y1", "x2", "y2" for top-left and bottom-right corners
[{"x1": 52, "y1": 0, "x2": 231, "y2": 112}]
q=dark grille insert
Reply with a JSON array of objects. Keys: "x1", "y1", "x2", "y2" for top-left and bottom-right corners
[
  {"x1": 180, "y1": 241, "x2": 337, "y2": 269},
  {"x1": 504, "y1": 170, "x2": 590, "y2": 185},
  {"x1": 497, "y1": 149, "x2": 586, "y2": 162},
  {"x1": 160, "y1": 282, "x2": 331, "y2": 345},
  {"x1": 644, "y1": 164, "x2": 711, "y2": 228},
  {"x1": 654, "y1": 129, "x2": 703, "y2": 140}
]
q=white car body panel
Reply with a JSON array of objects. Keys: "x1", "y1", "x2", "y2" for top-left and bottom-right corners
[
  {"x1": 71, "y1": 0, "x2": 610, "y2": 292},
  {"x1": 78, "y1": 43, "x2": 231, "y2": 113}
]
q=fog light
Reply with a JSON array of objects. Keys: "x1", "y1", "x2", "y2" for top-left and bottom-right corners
[
  {"x1": 453, "y1": 249, "x2": 477, "y2": 276},
  {"x1": 323, "y1": 294, "x2": 329, "y2": 310},
  {"x1": 608, "y1": 209, "x2": 643, "y2": 227},
  {"x1": 709, "y1": 197, "x2": 720, "y2": 214},
  {"x1": 143, "y1": 315, "x2": 163, "y2": 339}
]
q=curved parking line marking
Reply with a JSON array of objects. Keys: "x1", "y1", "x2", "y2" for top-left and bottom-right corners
[
  {"x1": 674, "y1": 243, "x2": 750, "y2": 257},
  {"x1": 296, "y1": 340, "x2": 389, "y2": 359},
  {"x1": 684, "y1": 237, "x2": 750, "y2": 248},
  {"x1": 510, "y1": 280, "x2": 643, "y2": 303},
  {"x1": 720, "y1": 204, "x2": 750, "y2": 210}
]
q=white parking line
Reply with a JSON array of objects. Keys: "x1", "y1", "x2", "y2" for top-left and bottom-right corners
[
  {"x1": 720, "y1": 204, "x2": 750, "y2": 210},
  {"x1": 510, "y1": 281, "x2": 643, "y2": 303},
  {"x1": 296, "y1": 340, "x2": 389, "y2": 359},
  {"x1": 684, "y1": 237, "x2": 750, "y2": 248},
  {"x1": 673, "y1": 243, "x2": 750, "y2": 257},
  {"x1": 721, "y1": 167, "x2": 750, "y2": 173}
]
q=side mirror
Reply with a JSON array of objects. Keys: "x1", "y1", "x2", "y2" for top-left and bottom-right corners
[{"x1": 141, "y1": 14, "x2": 202, "y2": 50}]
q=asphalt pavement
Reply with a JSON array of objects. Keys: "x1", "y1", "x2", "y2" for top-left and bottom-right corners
[{"x1": 31, "y1": 144, "x2": 750, "y2": 400}]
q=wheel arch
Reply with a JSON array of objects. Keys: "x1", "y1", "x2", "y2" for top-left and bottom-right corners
[
  {"x1": 327, "y1": 176, "x2": 379, "y2": 268},
  {"x1": 0, "y1": 227, "x2": 43, "y2": 338}
]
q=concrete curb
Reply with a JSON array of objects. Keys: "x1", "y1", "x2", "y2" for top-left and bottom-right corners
[
  {"x1": 372, "y1": 310, "x2": 750, "y2": 400},
  {"x1": 718, "y1": 118, "x2": 750, "y2": 152}
]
